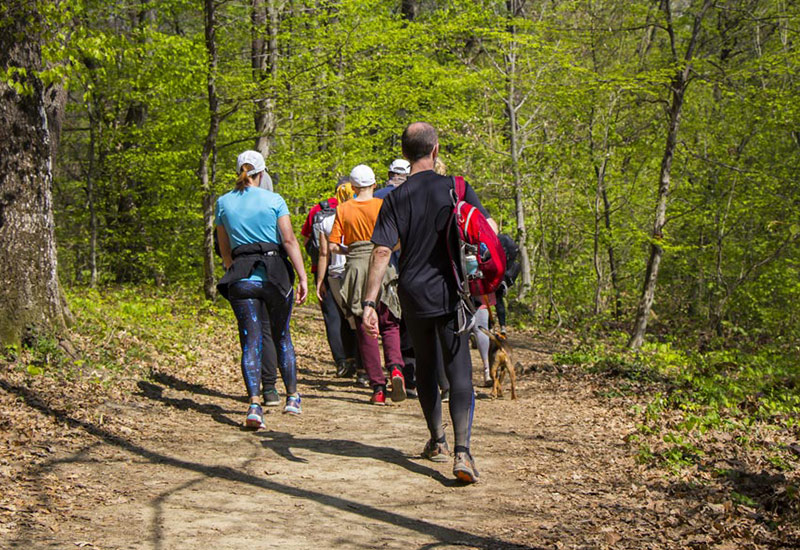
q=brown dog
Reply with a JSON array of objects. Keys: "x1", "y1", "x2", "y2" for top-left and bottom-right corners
[{"x1": 479, "y1": 327, "x2": 517, "y2": 400}]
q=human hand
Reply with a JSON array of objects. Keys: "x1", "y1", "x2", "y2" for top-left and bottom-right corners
[
  {"x1": 296, "y1": 278, "x2": 308, "y2": 304},
  {"x1": 316, "y1": 280, "x2": 326, "y2": 302},
  {"x1": 363, "y1": 305, "x2": 379, "y2": 339}
]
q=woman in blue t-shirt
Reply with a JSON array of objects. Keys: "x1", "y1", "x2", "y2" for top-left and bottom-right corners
[{"x1": 215, "y1": 150, "x2": 308, "y2": 428}]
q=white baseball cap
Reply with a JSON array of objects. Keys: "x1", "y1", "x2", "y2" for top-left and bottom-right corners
[
  {"x1": 236, "y1": 150, "x2": 266, "y2": 177},
  {"x1": 349, "y1": 164, "x2": 376, "y2": 188},
  {"x1": 388, "y1": 159, "x2": 410, "y2": 175}
]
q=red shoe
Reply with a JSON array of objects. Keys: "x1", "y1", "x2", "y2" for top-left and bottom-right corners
[
  {"x1": 370, "y1": 387, "x2": 387, "y2": 405},
  {"x1": 390, "y1": 367, "x2": 406, "y2": 403}
]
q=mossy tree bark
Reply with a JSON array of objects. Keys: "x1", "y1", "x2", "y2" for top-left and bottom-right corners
[{"x1": 0, "y1": 0, "x2": 68, "y2": 346}]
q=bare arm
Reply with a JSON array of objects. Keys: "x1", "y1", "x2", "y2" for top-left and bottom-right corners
[
  {"x1": 278, "y1": 215, "x2": 308, "y2": 304},
  {"x1": 362, "y1": 245, "x2": 392, "y2": 338},
  {"x1": 217, "y1": 225, "x2": 233, "y2": 269},
  {"x1": 316, "y1": 231, "x2": 330, "y2": 301}
]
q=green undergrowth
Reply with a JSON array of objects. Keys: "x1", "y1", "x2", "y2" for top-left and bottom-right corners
[
  {"x1": 554, "y1": 334, "x2": 800, "y2": 472},
  {"x1": 3, "y1": 286, "x2": 236, "y2": 386}
]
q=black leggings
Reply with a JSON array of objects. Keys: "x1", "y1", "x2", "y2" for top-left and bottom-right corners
[
  {"x1": 316, "y1": 273, "x2": 357, "y2": 365},
  {"x1": 495, "y1": 285, "x2": 507, "y2": 327},
  {"x1": 405, "y1": 313, "x2": 475, "y2": 454},
  {"x1": 229, "y1": 280, "x2": 297, "y2": 397}
]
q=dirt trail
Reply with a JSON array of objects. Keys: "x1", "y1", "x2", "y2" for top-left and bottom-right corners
[{"x1": 0, "y1": 307, "x2": 768, "y2": 549}]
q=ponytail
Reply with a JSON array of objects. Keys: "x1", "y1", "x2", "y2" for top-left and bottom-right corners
[{"x1": 235, "y1": 163, "x2": 255, "y2": 191}]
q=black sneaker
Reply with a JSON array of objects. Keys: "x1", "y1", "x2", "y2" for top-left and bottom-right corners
[
  {"x1": 355, "y1": 371, "x2": 370, "y2": 388},
  {"x1": 421, "y1": 439, "x2": 451, "y2": 463},
  {"x1": 406, "y1": 387, "x2": 418, "y2": 399},
  {"x1": 453, "y1": 451, "x2": 479, "y2": 483},
  {"x1": 263, "y1": 388, "x2": 280, "y2": 407},
  {"x1": 441, "y1": 389, "x2": 450, "y2": 403},
  {"x1": 337, "y1": 358, "x2": 357, "y2": 378}
]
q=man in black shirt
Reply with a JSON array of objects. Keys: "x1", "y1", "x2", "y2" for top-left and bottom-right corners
[{"x1": 363, "y1": 122, "x2": 496, "y2": 483}]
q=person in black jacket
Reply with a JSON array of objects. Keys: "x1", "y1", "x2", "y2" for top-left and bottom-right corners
[
  {"x1": 216, "y1": 150, "x2": 308, "y2": 428},
  {"x1": 496, "y1": 234, "x2": 520, "y2": 334}
]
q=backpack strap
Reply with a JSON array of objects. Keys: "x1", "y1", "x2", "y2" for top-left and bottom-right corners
[
  {"x1": 449, "y1": 175, "x2": 476, "y2": 334},
  {"x1": 450, "y1": 176, "x2": 466, "y2": 204}
]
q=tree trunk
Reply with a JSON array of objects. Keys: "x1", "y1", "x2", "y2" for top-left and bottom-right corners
[
  {"x1": 602, "y1": 183, "x2": 621, "y2": 317},
  {"x1": 253, "y1": 0, "x2": 278, "y2": 188},
  {"x1": 505, "y1": 0, "x2": 531, "y2": 300},
  {"x1": 628, "y1": 77, "x2": 685, "y2": 349},
  {"x1": 0, "y1": 0, "x2": 68, "y2": 346},
  {"x1": 200, "y1": 0, "x2": 221, "y2": 301},
  {"x1": 590, "y1": 97, "x2": 618, "y2": 317},
  {"x1": 514, "y1": 186, "x2": 532, "y2": 299},
  {"x1": 401, "y1": 0, "x2": 418, "y2": 21},
  {"x1": 628, "y1": 0, "x2": 713, "y2": 350},
  {"x1": 87, "y1": 114, "x2": 98, "y2": 287}
]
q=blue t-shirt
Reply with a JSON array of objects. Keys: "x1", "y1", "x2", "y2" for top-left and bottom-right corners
[
  {"x1": 215, "y1": 187, "x2": 290, "y2": 282},
  {"x1": 373, "y1": 184, "x2": 398, "y2": 200}
]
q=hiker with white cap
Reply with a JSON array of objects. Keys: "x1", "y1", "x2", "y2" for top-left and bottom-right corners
[
  {"x1": 328, "y1": 164, "x2": 406, "y2": 405},
  {"x1": 374, "y1": 159, "x2": 410, "y2": 200},
  {"x1": 215, "y1": 150, "x2": 308, "y2": 428},
  {"x1": 372, "y1": 158, "x2": 420, "y2": 398}
]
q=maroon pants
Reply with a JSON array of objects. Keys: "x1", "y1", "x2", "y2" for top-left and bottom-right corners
[{"x1": 354, "y1": 303, "x2": 404, "y2": 388}]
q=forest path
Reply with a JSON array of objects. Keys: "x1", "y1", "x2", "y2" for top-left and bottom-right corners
[{"x1": 3, "y1": 307, "x2": 710, "y2": 550}]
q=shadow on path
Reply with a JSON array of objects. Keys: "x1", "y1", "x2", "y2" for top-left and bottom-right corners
[
  {"x1": 136, "y1": 380, "x2": 240, "y2": 428},
  {"x1": 257, "y1": 430, "x2": 452, "y2": 484},
  {"x1": 150, "y1": 371, "x2": 246, "y2": 403},
  {"x1": 136, "y1": 379, "x2": 449, "y2": 482},
  {"x1": 0, "y1": 380, "x2": 542, "y2": 550}
]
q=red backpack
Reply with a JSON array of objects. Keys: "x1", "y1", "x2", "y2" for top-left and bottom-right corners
[{"x1": 447, "y1": 176, "x2": 507, "y2": 332}]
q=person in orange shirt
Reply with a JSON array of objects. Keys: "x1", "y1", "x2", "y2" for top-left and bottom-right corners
[{"x1": 329, "y1": 165, "x2": 405, "y2": 405}]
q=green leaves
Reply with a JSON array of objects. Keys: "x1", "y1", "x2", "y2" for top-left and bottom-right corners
[{"x1": 47, "y1": 0, "x2": 800, "y2": 353}]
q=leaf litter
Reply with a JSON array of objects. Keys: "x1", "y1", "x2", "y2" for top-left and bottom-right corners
[{"x1": 0, "y1": 290, "x2": 797, "y2": 549}]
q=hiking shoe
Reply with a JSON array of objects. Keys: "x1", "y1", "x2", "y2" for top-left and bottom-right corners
[
  {"x1": 453, "y1": 451, "x2": 480, "y2": 483},
  {"x1": 356, "y1": 371, "x2": 370, "y2": 388},
  {"x1": 406, "y1": 387, "x2": 418, "y2": 399},
  {"x1": 441, "y1": 389, "x2": 450, "y2": 403},
  {"x1": 421, "y1": 438, "x2": 451, "y2": 463},
  {"x1": 283, "y1": 394, "x2": 302, "y2": 415},
  {"x1": 390, "y1": 367, "x2": 406, "y2": 403},
  {"x1": 245, "y1": 404, "x2": 264, "y2": 429},
  {"x1": 337, "y1": 358, "x2": 357, "y2": 378},
  {"x1": 482, "y1": 375, "x2": 493, "y2": 388},
  {"x1": 370, "y1": 386, "x2": 387, "y2": 405},
  {"x1": 263, "y1": 388, "x2": 280, "y2": 407},
  {"x1": 499, "y1": 326, "x2": 507, "y2": 336}
]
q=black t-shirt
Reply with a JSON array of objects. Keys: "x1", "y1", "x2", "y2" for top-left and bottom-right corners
[{"x1": 371, "y1": 170, "x2": 489, "y2": 318}]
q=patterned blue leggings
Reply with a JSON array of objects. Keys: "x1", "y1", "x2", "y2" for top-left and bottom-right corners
[{"x1": 228, "y1": 281, "x2": 297, "y2": 398}]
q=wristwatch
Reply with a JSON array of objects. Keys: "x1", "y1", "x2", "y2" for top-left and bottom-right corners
[{"x1": 361, "y1": 300, "x2": 377, "y2": 310}]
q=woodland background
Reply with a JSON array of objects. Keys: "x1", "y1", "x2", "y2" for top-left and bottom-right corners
[
  {"x1": 0, "y1": 0, "x2": 799, "y2": 542},
  {"x1": 40, "y1": 0, "x2": 798, "y2": 347}
]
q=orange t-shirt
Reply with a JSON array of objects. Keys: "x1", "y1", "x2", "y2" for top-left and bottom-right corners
[{"x1": 329, "y1": 198, "x2": 383, "y2": 246}]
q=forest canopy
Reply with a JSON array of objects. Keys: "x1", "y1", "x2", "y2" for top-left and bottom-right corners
[{"x1": 36, "y1": 0, "x2": 800, "y2": 348}]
